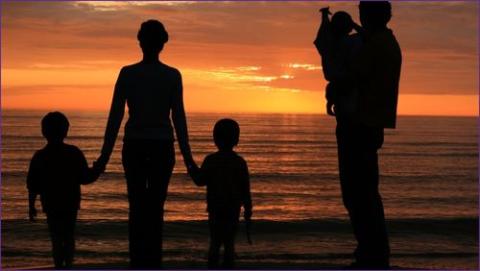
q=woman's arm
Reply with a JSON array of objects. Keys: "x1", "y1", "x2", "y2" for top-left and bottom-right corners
[
  {"x1": 96, "y1": 68, "x2": 127, "y2": 170},
  {"x1": 171, "y1": 69, "x2": 194, "y2": 168}
]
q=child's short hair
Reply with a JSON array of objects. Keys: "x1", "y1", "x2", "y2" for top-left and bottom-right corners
[
  {"x1": 331, "y1": 11, "x2": 353, "y2": 37},
  {"x1": 41, "y1": 112, "x2": 69, "y2": 142},
  {"x1": 213, "y1": 119, "x2": 240, "y2": 150}
]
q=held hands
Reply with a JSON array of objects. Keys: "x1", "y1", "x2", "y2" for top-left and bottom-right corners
[
  {"x1": 187, "y1": 160, "x2": 204, "y2": 186},
  {"x1": 86, "y1": 154, "x2": 108, "y2": 185},
  {"x1": 94, "y1": 153, "x2": 109, "y2": 174},
  {"x1": 82, "y1": 166, "x2": 102, "y2": 185}
]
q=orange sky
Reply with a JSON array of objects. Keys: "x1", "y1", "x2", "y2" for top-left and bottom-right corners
[{"x1": 1, "y1": 1, "x2": 478, "y2": 116}]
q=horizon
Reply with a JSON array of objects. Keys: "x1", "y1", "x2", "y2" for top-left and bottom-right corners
[
  {"x1": 2, "y1": 107, "x2": 477, "y2": 118},
  {"x1": 2, "y1": 1, "x2": 479, "y2": 116}
]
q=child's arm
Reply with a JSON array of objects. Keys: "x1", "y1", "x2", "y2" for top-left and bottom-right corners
[
  {"x1": 81, "y1": 166, "x2": 102, "y2": 185},
  {"x1": 314, "y1": 7, "x2": 332, "y2": 56},
  {"x1": 242, "y1": 160, "x2": 252, "y2": 221},
  {"x1": 76, "y1": 147, "x2": 101, "y2": 185},
  {"x1": 314, "y1": 7, "x2": 337, "y2": 83},
  {"x1": 26, "y1": 154, "x2": 40, "y2": 221}
]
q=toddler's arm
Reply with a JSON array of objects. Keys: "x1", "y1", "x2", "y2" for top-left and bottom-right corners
[
  {"x1": 242, "y1": 161, "x2": 253, "y2": 221},
  {"x1": 81, "y1": 166, "x2": 102, "y2": 185},
  {"x1": 314, "y1": 7, "x2": 332, "y2": 55},
  {"x1": 26, "y1": 154, "x2": 40, "y2": 222}
]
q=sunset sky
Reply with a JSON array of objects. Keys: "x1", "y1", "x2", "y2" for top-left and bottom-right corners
[{"x1": 2, "y1": 1, "x2": 478, "y2": 116}]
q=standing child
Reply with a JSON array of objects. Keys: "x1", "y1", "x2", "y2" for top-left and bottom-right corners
[
  {"x1": 27, "y1": 112, "x2": 100, "y2": 268},
  {"x1": 189, "y1": 119, "x2": 252, "y2": 269}
]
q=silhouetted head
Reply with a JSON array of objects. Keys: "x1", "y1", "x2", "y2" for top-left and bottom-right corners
[
  {"x1": 41, "y1": 112, "x2": 69, "y2": 144},
  {"x1": 137, "y1": 20, "x2": 169, "y2": 56},
  {"x1": 331, "y1": 11, "x2": 353, "y2": 37},
  {"x1": 359, "y1": 1, "x2": 392, "y2": 31},
  {"x1": 213, "y1": 119, "x2": 240, "y2": 151}
]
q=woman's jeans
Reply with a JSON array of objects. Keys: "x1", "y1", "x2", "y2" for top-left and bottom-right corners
[{"x1": 122, "y1": 140, "x2": 175, "y2": 268}]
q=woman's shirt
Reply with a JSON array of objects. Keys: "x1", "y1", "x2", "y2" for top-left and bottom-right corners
[{"x1": 100, "y1": 61, "x2": 191, "y2": 159}]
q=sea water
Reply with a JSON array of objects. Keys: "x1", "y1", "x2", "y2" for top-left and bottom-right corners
[{"x1": 2, "y1": 110, "x2": 478, "y2": 268}]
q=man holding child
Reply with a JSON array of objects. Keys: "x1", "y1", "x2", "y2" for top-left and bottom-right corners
[{"x1": 314, "y1": 1, "x2": 402, "y2": 268}]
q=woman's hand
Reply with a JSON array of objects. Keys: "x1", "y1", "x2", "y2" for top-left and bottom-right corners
[
  {"x1": 93, "y1": 154, "x2": 109, "y2": 174},
  {"x1": 183, "y1": 155, "x2": 195, "y2": 171}
]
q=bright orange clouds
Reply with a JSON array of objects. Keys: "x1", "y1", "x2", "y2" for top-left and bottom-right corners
[{"x1": 1, "y1": 1, "x2": 478, "y2": 116}]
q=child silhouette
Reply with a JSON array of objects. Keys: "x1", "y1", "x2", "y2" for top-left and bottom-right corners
[
  {"x1": 26, "y1": 112, "x2": 100, "y2": 268},
  {"x1": 314, "y1": 7, "x2": 363, "y2": 118},
  {"x1": 189, "y1": 119, "x2": 252, "y2": 269}
]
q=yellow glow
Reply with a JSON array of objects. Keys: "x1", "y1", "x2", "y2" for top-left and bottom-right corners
[{"x1": 1, "y1": 2, "x2": 478, "y2": 116}]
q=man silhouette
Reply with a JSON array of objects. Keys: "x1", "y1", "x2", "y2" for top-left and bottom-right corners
[{"x1": 322, "y1": 1, "x2": 402, "y2": 268}]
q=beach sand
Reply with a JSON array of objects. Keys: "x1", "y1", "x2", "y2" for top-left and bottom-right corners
[{"x1": 4, "y1": 219, "x2": 478, "y2": 270}]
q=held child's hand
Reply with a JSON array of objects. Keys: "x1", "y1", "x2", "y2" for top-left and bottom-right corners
[
  {"x1": 183, "y1": 155, "x2": 196, "y2": 170},
  {"x1": 94, "y1": 153, "x2": 109, "y2": 174},
  {"x1": 82, "y1": 166, "x2": 101, "y2": 185},
  {"x1": 29, "y1": 207, "x2": 37, "y2": 222},
  {"x1": 93, "y1": 160, "x2": 106, "y2": 174},
  {"x1": 188, "y1": 163, "x2": 205, "y2": 186}
]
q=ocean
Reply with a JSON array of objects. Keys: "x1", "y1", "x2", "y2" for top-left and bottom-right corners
[{"x1": 1, "y1": 110, "x2": 478, "y2": 269}]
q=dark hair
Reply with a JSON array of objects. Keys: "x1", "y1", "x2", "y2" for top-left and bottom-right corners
[
  {"x1": 41, "y1": 112, "x2": 69, "y2": 142},
  {"x1": 359, "y1": 1, "x2": 392, "y2": 29},
  {"x1": 213, "y1": 119, "x2": 240, "y2": 150},
  {"x1": 137, "y1": 20, "x2": 169, "y2": 53},
  {"x1": 331, "y1": 11, "x2": 353, "y2": 37}
]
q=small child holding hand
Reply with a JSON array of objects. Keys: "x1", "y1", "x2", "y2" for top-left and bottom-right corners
[
  {"x1": 27, "y1": 112, "x2": 101, "y2": 268},
  {"x1": 189, "y1": 118, "x2": 252, "y2": 269}
]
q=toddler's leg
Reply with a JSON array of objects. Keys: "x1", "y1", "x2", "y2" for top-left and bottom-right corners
[
  {"x1": 64, "y1": 211, "x2": 78, "y2": 268},
  {"x1": 208, "y1": 216, "x2": 222, "y2": 269},
  {"x1": 222, "y1": 219, "x2": 237, "y2": 269},
  {"x1": 47, "y1": 214, "x2": 65, "y2": 268}
]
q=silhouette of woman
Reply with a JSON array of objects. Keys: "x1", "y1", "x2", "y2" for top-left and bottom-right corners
[{"x1": 95, "y1": 20, "x2": 194, "y2": 268}]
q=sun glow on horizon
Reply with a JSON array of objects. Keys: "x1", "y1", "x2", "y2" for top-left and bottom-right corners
[{"x1": 1, "y1": 1, "x2": 478, "y2": 116}]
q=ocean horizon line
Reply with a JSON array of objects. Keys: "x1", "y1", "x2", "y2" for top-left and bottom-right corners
[{"x1": 1, "y1": 108, "x2": 478, "y2": 118}]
